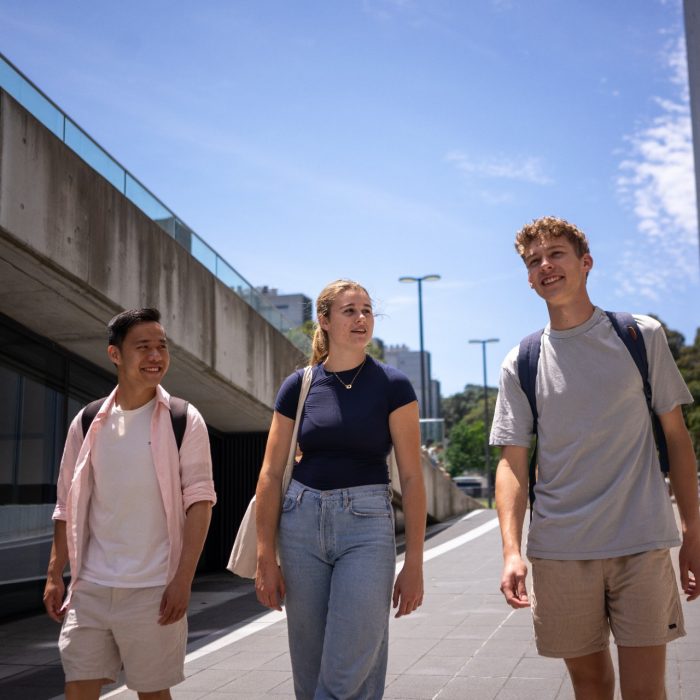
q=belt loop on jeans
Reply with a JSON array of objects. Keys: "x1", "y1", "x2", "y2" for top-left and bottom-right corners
[
  {"x1": 296, "y1": 488, "x2": 305, "y2": 505},
  {"x1": 343, "y1": 490, "x2": 349, "y2": 509}
]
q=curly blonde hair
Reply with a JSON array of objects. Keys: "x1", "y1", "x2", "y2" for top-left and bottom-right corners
[
  {"x1": 310, "y1": 280, "x2": 372, "y2": 366},
  {"x1": 514, "y1": 216, "x2": 590, "y2": 261}
]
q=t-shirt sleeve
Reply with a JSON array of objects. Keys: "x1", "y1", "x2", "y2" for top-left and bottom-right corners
[
  {"x1": 635, "y1": 315, "x2": 693, "y2": 415},
  {"x1": 386, "y1": 366, "x2": 418, "y2": 412},
  {"x1": 489, "y1": 345, "x2": 535, "y2": 448},
  {"x1": 274, "y1": 369, "x2": 304, "y2": 419}
]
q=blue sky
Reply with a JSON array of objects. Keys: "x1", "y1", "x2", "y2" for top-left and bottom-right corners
[{"x1": 1, "y1": 0, "x2": 698, "y2": 395}]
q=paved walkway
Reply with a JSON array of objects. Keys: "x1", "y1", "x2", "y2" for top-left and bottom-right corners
[{"x1": 1, "y1": 509, "x2": 699, "y2": 699}]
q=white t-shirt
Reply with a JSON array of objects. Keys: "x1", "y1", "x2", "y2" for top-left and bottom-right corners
[
  {"x1": 490, "y1": 308, "x2": 693, "y2": 560},
  {"x1": 81, "y1": 397, "x2": 170, "y2": 586}
]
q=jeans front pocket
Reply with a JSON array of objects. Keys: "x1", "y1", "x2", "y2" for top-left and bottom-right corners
[
  {"x1": 349, "y1": 492, "x2": 391, "y2": 517},
  {"x1": 281, "y1": 493, "x2": 298, "y2": 513}
]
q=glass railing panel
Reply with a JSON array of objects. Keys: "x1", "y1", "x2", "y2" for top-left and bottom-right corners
[
  {"x1": 125, "y1": 173, "x2": 172, "y2": 221},
  {"x1": 284, "y1": 326, "x2": 312, "y2": 356},
  {"x1": 173, "y1": 220, "x2": 193, "y2": 254},
  {"x1": 259, "y1": 302, "x2": 289, "y2": 329},
  {"x1": 0, "y1": 58, "x2": 63, "y2": 138},
  {"x1": 243, "y1": 287, "x2": 261, "y2": 313},
  {"x1": 217, "y1": 258, "x2": 249, "y2": 292},
  {"x1": 64, "y1": 119, "x2": 124, "y2": 191},
  {"x1": 154, "y1": 217, "x2": 176, "y2": 238},
  {"x1": 191, "y1": 233, "x2": 217, "y2": 275}
]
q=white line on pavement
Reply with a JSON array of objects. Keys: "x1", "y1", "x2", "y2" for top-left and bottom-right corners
[
  {"x1": 185, "y1": 609, "x2": 286, "y2": 663},
  {"x1": 395, "y1": 510, "x2": 499, "y2": 573}
]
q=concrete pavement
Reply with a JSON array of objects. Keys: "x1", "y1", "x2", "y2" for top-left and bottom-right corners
[{"x1": 2, "y1": 508, "x2": 699, "y2": 699}]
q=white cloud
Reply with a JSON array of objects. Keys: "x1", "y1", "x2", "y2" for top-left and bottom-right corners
[
  {"x1": 616, "y1": 34, "x2": 699, "y2": 298},
  {"x1": 446, "y1": 151, "x2": 553, "y2": 186}
]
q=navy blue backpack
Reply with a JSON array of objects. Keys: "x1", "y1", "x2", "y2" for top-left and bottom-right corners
[{"x1": 517, "y1": 311, "x2": 670, "y2": 513}]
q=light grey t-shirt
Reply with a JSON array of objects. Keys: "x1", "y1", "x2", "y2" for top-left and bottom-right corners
[{"x1": 490, "y1": 308, "x2": 693, "y2": 560}]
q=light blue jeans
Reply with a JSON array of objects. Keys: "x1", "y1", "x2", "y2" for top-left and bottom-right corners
[{"x1": 279, "y1": 479, "x2": 396, "y2": 700}]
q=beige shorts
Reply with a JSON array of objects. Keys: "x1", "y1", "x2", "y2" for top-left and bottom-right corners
[
  {"x1": 59, "y1": 580, "x2": 187, "y2": 692},
  {"x1": 531, "y1": 549, "x2": 685, "y2": 659}
]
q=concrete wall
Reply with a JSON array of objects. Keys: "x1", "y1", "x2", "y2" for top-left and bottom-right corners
[
  {"x1": 0, "y1": 91, "x2": 305, "y2": 431},
  {"x1": 390, "y1": 452, "x2": 480, "y2": 525}
]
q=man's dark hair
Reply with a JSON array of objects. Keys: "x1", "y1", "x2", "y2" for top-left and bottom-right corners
[{"x1": 108, "y1": 308, "x2": 161, "y2": 348}]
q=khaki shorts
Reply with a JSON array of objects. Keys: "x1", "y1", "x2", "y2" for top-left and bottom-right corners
[
  {"x1": 59, "y1": 580, "x2": 187, "y2": 692},
  {"x1": 531, "y1": 549, "x2": 685, "y2": 659}
]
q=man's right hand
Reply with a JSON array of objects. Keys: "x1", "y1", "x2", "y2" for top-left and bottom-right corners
[
  {"x1": 500, "y1": 554, "x2": 530, "y2": 609},
  {"x1": 43, "y1": 576, "x2": 66, "y2": 622},
  {"x1": 255, "y1": 559, "x2": 286, "y2": 611}
]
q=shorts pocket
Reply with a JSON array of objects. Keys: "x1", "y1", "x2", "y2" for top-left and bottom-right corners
[{"x1": 350, "y1": 493, "x2": 391, "y2": 517}]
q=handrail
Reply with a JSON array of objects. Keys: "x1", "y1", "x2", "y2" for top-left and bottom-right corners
[{"x1": 0, "y1": 53, "x2": 310, "y2": 355}]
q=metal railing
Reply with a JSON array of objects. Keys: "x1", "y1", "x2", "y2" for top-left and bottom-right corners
[{"x1": 0, "y1": 53, "x2": 310, "y2": 355}]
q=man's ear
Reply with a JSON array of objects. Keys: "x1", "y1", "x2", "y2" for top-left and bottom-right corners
[
  {"x1": 582, "y1": 253, "x2": 593, "y2": 272},
  {"x1": 107, "y1": 344, "x2": 121, "y2": 366}
]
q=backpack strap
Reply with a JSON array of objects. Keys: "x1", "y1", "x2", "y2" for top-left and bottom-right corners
[
  {"x1": 79, "y1": 395, "x2": 189, "y2": 453},
  {"x1": 81, "y1": 398, "x2": 106, "y2": 439},
  {"x1": 605, "y1": 311, "x2": 670, "y2": 474},
  {"x1": 517, "y1": 329, "x2": 544, "y2": 517},
  {"x1": 168, "y1": 396, "x2": 189, "y2": 452}
]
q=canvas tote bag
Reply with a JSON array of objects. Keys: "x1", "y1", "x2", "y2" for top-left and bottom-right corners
[{"x1": 226, "y1": 365, "x2": 313, "y2": 578}]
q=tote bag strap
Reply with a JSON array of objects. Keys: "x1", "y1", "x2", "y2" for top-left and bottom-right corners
[{"x1": 281, "y1": 365, "x2": 313, "y2": 496}]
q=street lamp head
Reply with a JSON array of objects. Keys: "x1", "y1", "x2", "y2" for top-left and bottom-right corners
[
  {"x1": 398, "y1": 274, "x2": 441, "y2": 284},
  {"x1": 398, "y1": 273, "x2": 441, "y2": 420},
  {"x1": 469, "y1": 338, "x2": 500, "y2": 344}
]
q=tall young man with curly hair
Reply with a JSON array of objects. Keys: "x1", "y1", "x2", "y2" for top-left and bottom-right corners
[{"x1": 491, "y1": 216, "x2": 699, "y2": 699}]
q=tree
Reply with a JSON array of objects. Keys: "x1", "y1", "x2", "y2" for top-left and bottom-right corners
[
  {"x1": 442, "y1": 384, "x2": 497, "y2": 434},
  {"x1": 442, "y1": 383, "x2": 499, "y2": 478},
  {"x1": 445, "y1": 418, "x2": 499, "y2": 477}
]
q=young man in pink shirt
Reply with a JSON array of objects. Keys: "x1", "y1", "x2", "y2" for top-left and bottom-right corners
[{"x1": 44, "y1": 308, "x2": 217, "y2": 700}]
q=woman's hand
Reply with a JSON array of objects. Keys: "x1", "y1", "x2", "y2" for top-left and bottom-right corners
[
  {"x1": 392, "y1": 561, "x2": 423, "y2": 618},
  {"x1": 255, "y1": 558, "x2": 286, "y2": 611}
]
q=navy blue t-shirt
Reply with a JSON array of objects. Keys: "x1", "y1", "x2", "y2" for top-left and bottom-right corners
[{"x1": 274, "y1": 356, "x2": 417, "y2": 490}]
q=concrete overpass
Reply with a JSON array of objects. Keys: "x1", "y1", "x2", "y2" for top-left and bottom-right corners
[
  {"x1": 0, "y1": 89, "x2": 304, "y2": 432},
  {"x1": 0, "y1": 74, "x2": 475, "y2": 614}
]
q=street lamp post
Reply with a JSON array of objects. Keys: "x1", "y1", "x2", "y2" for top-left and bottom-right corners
[
  {"x1": 469, "y1": 338, "x2": 499, "y2": 508},
  {"x1": 399, "y1": 274, "x2": 440, "y2": 419}
]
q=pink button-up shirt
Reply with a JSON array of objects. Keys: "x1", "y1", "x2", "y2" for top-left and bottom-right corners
[{"x1": 53, "y1": 385, "x2": 217, "y2": 597}]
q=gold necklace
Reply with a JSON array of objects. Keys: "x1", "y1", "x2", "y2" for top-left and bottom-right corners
[{"x1": 330, "y1": 356, "x2": 367, "y2": 390}]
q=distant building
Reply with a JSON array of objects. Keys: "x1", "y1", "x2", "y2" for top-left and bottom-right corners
[
  {"x1": 258, "y1": 287, "x2": 312, "y2": 328},
  {"x1": 384, "y1": 344, "x2": 441, "y2": 419},
  {"x1": 430, "y1": 378, "x2": 442, "y2": 419}
]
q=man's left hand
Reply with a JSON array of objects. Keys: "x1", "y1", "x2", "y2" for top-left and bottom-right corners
[{"x1": 158, "y1": 576, "x2": 191, "y2": 625}]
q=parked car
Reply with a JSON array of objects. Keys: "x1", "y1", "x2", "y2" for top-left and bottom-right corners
[{"x1": 452, "y1": 475, "x2": 485, "y2": 497}]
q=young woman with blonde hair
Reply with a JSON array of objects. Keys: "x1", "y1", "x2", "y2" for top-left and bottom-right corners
[{"x1": 255, "y1": 279, "x2": 426, "y2": 699}]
